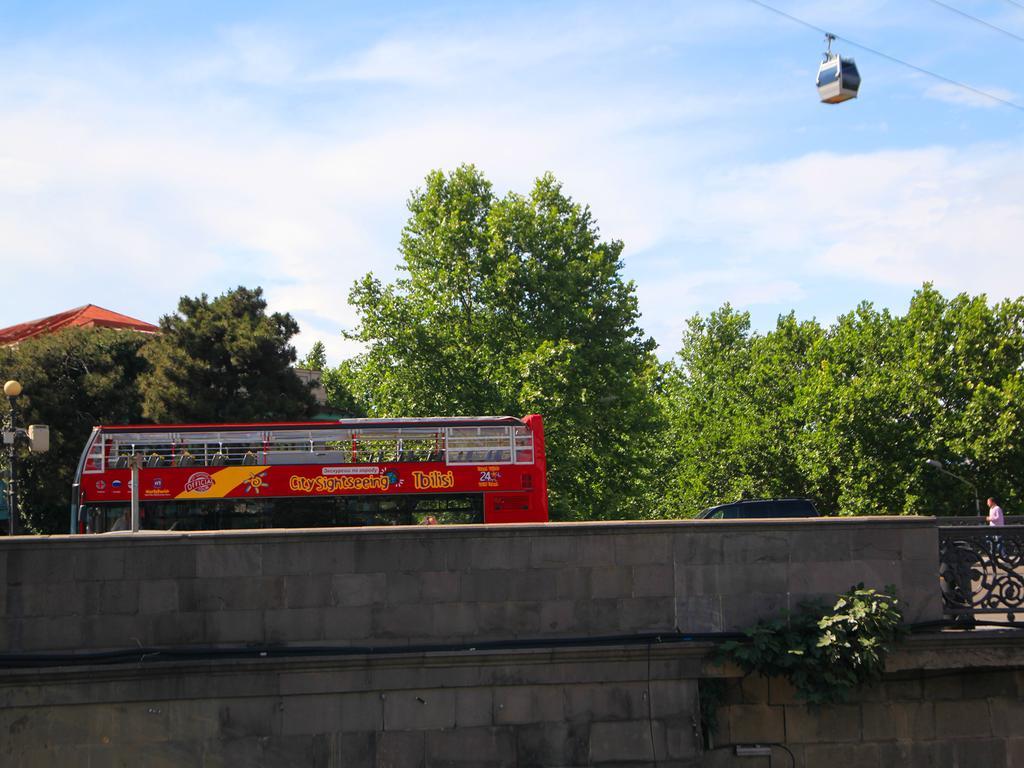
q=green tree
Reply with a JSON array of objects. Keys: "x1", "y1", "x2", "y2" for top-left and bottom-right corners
[
  {"x1": 320, "y1": 361, "x2": 367, "y2": 418},
  {"x1": 343, "y1": 165, "x2": 662, "y2": 520},
  {"x1": 662, "y1": 284, "x2": 1024, "y2": 517},
  {"x1": 300, "y1": 340, "x2": 327, "y2": 371},
  {"x1": 795, "y1": 288, "x2": 1024, "y2": 516},
  {"x1": 299, "y1": 340, "x2": 366, "y2": 417},
  {"x1": 0, "y1": 328, "x2": 149, "y2": 533},
  {"x1": 660, "y1": 307, "x2": 822, "y2": 515},
  {"x1": 796, "y1": 302, "x2": 921, "y2": 515},
  {"x1": 139, "y1": 286, "x2": 316, "y2": 422},
  {"x1": 905, "y1": 286, "x2": 1024, "y2": 512}
]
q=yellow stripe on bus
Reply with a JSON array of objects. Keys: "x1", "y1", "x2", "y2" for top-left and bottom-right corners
[{"x1": 175, "y1": 467, "x2": 271, "y2": 499}]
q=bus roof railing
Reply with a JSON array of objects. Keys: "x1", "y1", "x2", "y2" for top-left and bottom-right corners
[{"x1": 91, "y1": 416, "x2": 528, "y2": 434}]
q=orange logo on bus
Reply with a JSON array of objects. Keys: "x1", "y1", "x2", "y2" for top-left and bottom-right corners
[
  {"x1": 289, "y1": 475, "x2": 391, "y2": 493},
  {"x1": 244, "y1": 470, "x2": 269, "y2": 494},
  {"x1": 411, "y1": 470, "x2": 455, "y2": 490}
]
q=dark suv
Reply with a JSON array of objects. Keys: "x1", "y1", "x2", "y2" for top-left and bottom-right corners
[{"x1": 696, "y1": 498, "x2": 819, "y2": 520}]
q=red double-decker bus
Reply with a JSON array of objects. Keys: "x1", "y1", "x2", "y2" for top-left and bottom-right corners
[{"x1": 71, "y1": 415, "x2": 548, "y2": 533}]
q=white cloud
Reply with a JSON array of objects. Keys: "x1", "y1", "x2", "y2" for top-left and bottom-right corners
[
  {"x1": 316, "y1": 38, "x2": 508, "y2": 87},
  {"x1": 176, "y1": 26, "x2": 299, "y2": 84},
  {"x1": 689, "y1": 143, "x2": 1024, "y2": 299},
  {"x1": 0, "y1": 55, "x2": 718, "y2": 361},
  {"x1": 310, "y1": 3, "x2": 763, "y2": 88},
  {"x1": 924, "y1": 82, "x2": 1018, "y2": 109},
  {"x1": 0, "y1": 7, "x2": 1021, "y2": 369},
  {"x1": 620, "y1": 141, "x2": 1024, "y2": 353}
]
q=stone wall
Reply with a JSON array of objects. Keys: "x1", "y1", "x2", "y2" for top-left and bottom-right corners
[
  {"x1": 0, "y1": 517, "x2": 940, "y2": 655},
  {"x1": 3, "y1": 634, "x2": 1022, "y2": 767},
  {"x1": 705, "y1": 634, "x2": 1024, "y2": 768},
  {"x1": 0, "y1": 643, "x2": 708, "y2": 767},
  {"x1": 0, "y1": 517, "x2": 954, "y2": 766}
]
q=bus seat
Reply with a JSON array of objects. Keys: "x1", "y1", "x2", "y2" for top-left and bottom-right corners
[
  {"x1": 146, "y1": 453, "x2": 165, "y2": 468},
  {"x1": 113, "y1": 455, "x2": 131, "y2": 469},
  {"x1": 242, "y1": 451, "x2": 258, "y2": 465},
  {"x1": 209, "y1": 452, "x2": 227, "y2": 466}
]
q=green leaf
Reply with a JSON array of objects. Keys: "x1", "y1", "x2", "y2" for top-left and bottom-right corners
[{"x1": 715, "y1": 585, "x2": 906, "y2": 704}]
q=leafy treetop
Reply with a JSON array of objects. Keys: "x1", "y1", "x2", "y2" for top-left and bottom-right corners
[
  {"x1": 1, "y1": 328, "x2": 149, "y2": 533},
  {"x1": 341, "y1": 164, "x2": 663, "y2": 520},
  {"x1": 139, "y1": 286, "x2": 316, "y2": 423}
]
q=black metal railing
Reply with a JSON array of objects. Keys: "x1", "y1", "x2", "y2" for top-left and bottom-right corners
[
  {"x1": 939, "y1": 525, "x2": 1024, "y2": 626},
  {"x1": 938, "y1": 516, "x2": 1024, "y2": 527}
]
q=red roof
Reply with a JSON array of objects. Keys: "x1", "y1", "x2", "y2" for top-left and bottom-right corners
[{"x1": 0, "y1": 305, "x2": 160, "y2": 345}]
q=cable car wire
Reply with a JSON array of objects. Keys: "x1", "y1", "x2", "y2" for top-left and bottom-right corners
[
  {"x1": 925, "y1": 0, "x2": 1024, "y2": 44},
  {"x1": 742, "y1": 0, "x2": 1024, "y2": 112},
  {"x1": 1000, "y1": 0, "x2": 1024, "y2": 10}
]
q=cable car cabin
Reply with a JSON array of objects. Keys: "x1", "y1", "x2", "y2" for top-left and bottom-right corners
[
  {"x1": 817, "y1": 52, "x2": 860, "y2": 104},
  {"x1": 71, "y1": 415, "x2": 549, "y2": 533}
]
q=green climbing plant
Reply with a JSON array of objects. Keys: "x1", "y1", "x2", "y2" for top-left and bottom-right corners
[
  {"x1": 697, "y1": 678, "x2": 727, "y2": 747},
  {"x1": 716, "y1": 584, "x2": 905, "y2": 705}
]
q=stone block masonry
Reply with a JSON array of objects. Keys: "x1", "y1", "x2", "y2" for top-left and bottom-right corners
[
  {"x1": 1, "y1": 517, "x2": 940, "y2": 654},
  {"x1": 0, "y1": 516, "x2": 971, "y2": 765},
  {"x1": 704, "y1": 633, "x2": 1024, "y2": 768},
  {"x1": 0, "y1": 644, "x2": 705, "y2": 767}
]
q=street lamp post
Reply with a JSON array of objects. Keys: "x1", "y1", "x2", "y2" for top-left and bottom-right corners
[
  {"x1": 925, "y1": 458, "x2": 982, "y2": 516},
  {"x1": 2, "y1": 381, "x2": 49, "y2": 535},
  {"x1": 3, "y1": 380, "x2": 23, "y2": 536}
]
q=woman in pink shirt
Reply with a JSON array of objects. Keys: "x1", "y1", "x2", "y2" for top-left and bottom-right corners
[
  {"x1": 987, "y1": 497, "x2": 1005, "y2": 527},
  {"x1": 986, "y1": 497, "x2": 1006, "y2": 558}
]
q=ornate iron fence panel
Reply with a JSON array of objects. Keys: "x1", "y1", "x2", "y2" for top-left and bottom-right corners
[
  {"x1": 940, "y1": 516, "x2": 1024, "y2": 527},
  {"x1": 939, "y1": 525, "x2": 1024, "y2": 625}
]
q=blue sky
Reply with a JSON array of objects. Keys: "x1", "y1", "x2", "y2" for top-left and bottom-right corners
[{"x1": 1, "y1": 0, "x2": 1022, "y2": 362}]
